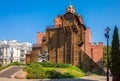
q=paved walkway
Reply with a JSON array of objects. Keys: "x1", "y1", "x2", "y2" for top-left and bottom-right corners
[
  {"x1": 0, "y1": 76, "x2": 112, "y2": 81},
  {"x1": 82, "y1": 76, "x2": 112, "y2": 81},
  {"x1": 0, "y1": 66, "x2": 23, "y2": 78}
]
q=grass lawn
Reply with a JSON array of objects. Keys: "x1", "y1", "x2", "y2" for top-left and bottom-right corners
[{"x1": 44, "y1": 67, "x2": 86, "y2": 78}]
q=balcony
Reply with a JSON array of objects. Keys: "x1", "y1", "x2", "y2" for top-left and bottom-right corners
[
  {"x1": 33, "y1": 44, "x2": 42, "y2": 47},
  {"x1": 47, "y1": 25, "x2": 62, "y2": 29}
]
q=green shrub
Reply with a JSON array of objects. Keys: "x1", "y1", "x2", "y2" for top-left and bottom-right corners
[
  {"x1": 37, "y1": 62, "x2": 70, "y2": 68},
  {"x1": 24, "y1": 63, "x2": 46, "y2": 79},
  {"x1": 0, "y1": 64, "x2": 12, "y2": 71},
  {"x1": 11, "y1": 61, "x2": 25, "y2": 66},
  {"x1": 26, "y1": 69, "x2": 46, "y2": 79},
  {"x1": 36, "y1": 62, "x2": 56, "y2": 67},
  {"x1": 26, "y1": 73, "x2": 34, "y2": 79},
  {"x1": 46, "y1": 70, "x2": 75, "y2": 79},
  {"x1": 46, "y1": 70, "x2": 62, "y2": 79},
  {"x1": 24, "y1": 62, "x2": 86, "y2": 79},
  {"x1": 62, "y1": 73, "x2": 75, "y2": 78},
  {"x1": 56, "y1": 63, "x2": 70, "y2": 68},
  {"x1": 0, "y1": 66, "x2": 2, "y2": 70}
]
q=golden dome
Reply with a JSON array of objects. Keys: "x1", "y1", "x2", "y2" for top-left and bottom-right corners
[{"x1": 66, "y1": 3, "x2": 75, "y2": 13}]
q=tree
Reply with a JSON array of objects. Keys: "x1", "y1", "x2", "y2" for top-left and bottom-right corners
[
  {"x1": 103, "y1": 46, "x2": 111, "y2": 67},
  {"x1": 110, "y1": 26, "x2": 120, "y2": 81}
]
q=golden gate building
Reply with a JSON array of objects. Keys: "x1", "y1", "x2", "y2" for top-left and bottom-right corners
[{"x1": 27, "y1": 5, "x2": 103, "y2": 72}]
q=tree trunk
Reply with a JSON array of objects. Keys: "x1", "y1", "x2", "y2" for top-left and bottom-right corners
[{"x1": 113, "y1": 76, "x2": 120, "y2": 81}]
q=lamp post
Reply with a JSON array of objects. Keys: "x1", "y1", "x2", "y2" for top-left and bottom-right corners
[{"x1": 105, "y1": 27, "x2": 110, "y2": 81}]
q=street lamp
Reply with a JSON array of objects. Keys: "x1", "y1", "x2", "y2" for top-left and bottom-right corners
[{"x1": 105, "y1": 27, "x2": 110, "y2": 81}]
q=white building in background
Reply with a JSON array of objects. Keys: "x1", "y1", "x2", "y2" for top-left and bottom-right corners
[{"x1": 0, "y1": 40, "x2": 32, "y2": 66}]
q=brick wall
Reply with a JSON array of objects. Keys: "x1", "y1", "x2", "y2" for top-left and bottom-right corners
[
  {"x1": 91, "y1": 42, "x2": 103, "y2": 67},
  {"x1": 82, "y1": 28, "x2": 103, "y2": 67},
  {"x1": 54, "y1": 16, "x2": 62, "y2": 28},
  {"x1": 36, "y1": 32, "x2": 46, "y2": 46},
  {"x1": 78, "y1": 16, "x2": 84, "y2": 24}
]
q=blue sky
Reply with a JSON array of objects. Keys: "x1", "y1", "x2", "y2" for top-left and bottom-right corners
[{"x1": 0, "y1": 0, "x2": 120, "y2": 45}]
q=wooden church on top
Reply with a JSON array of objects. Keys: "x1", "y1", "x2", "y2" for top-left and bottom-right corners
[{"x1": 43, "y1": 4, "x2": 86, "y2": 66}]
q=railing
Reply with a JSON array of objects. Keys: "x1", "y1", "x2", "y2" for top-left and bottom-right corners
[{"x1": 47, "y1": 25, "x2": 63, "y2": 29}]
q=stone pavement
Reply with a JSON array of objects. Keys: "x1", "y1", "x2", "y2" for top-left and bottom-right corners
[
  {"x1": 0, "y1": 66, "x2": 23, "y2": 78},
  {"x1": 82, "y1": 76, "x2": 112, "y2": 81},
  {"x1": 0, "y1": 76, "x2": 112, "y2": 81}
]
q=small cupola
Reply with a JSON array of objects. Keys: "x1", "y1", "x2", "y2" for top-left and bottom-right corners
[{"x1": 66, "y1": 3, "x2": 76, "y2": 13}]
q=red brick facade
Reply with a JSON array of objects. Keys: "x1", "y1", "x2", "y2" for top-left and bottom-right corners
[
  {"x1": 81, "y1": 28, "x2": 103, "y2": 67},
  {"x1": 36, "y1": 32, "x2": 46, "y2": 47}
]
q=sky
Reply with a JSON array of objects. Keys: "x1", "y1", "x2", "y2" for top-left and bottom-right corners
[{"x1": 0, "y1": 0, "x2": 120, "y2": 45}]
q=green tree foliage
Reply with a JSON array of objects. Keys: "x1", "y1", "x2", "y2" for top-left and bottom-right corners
[
  {"x1": 103, "y1": 46, "x2": 111, "y2": 67},
  {"x1": 110, "y1": 26, "x2": 120, "y2": 81}
]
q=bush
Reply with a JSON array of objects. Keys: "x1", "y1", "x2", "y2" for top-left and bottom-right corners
[
  {"x1": 46, "y1": 70, "x2": 75, "y2": 79},
  {"x1": 57, "y1": 63, "x2": 70, "y2": 68},
  {"x1": 0, "y1": 64, "x2": 12, "y2": 71},
  {"x1": 0, "y1": 66, "x2": 2, "y2": 70},
  {"x1": 37, "y1": 62, "x2": 70, "y2": 68},
  {"x1": 11, "y1": 61, "x2": 25, "y2": 66},
  {"x1": 26, "y1": 69, "x2": 46, "y2": 79},
  {"x1": 0, "y1": 61, "x2": 24, "y2": 71},
  {"x1": 62, "y1": 73, "x2": 75, "y2": 78},
  {"x1": 46, "y1": 70, "x2": 62, "y2": 79},
  {"x1": 24, "y1": 63, "x2": 46, "y2": 79},
  {"x1": 24, "y1": 62, "x2": 86, "y2": 79}
]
